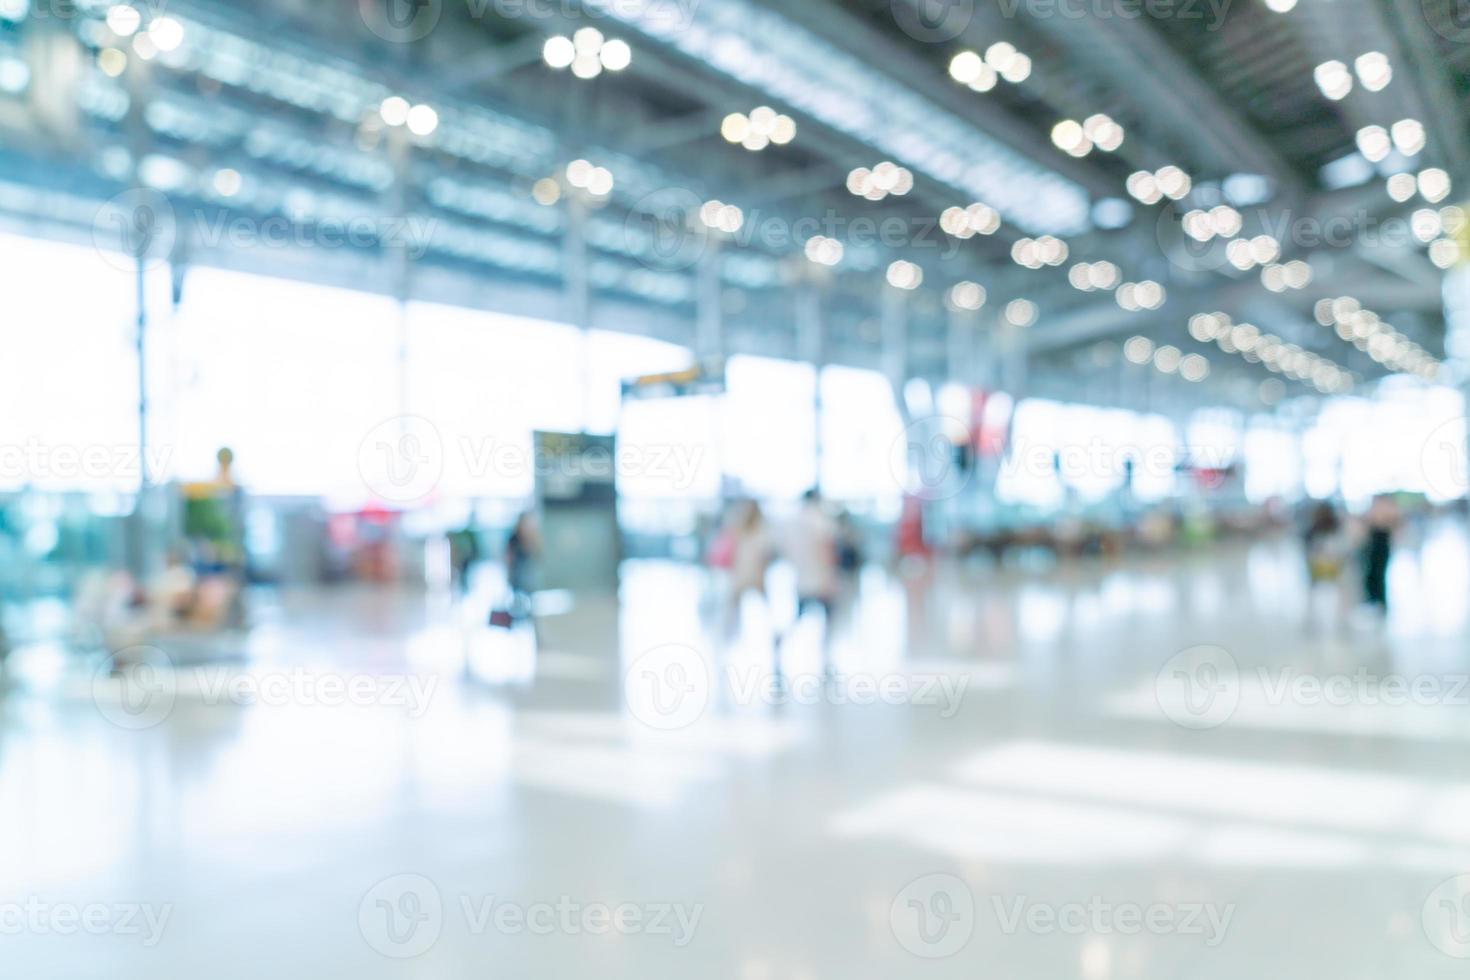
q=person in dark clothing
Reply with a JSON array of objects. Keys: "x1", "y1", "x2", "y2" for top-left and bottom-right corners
[{"x1": 1361, "y1": 495, "x2": 1400, "y2": 614}]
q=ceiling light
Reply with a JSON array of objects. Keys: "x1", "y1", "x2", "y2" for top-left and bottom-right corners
[
  {"x1": 1354, "y1": 51, "x2": 1391, "y2": 92},
  {"x1": 887, "y1": 260, "x2": 923, "y2": 290},
  {"x1": 599, "y1": 38, "x2": 632, "y2": 71},
  {"x1": 851, "y1": 162, "x2": 913, "y2": 200},
  {"x1": 97, "y1": 47, "x2": 127, "y2": 77},
  {"x1": 950, "y1": 281, "x2": 987, "y2": 311},
  {"x1": 1051, "y1": 119, "x2": 1088, "y2": 156},
  {"x1": 406, "y1": 104, "x2": 439, "y2": 136},
  {"x1": 1154, "y1": 345, "x2": 1182, "y2": 373},
  {"x1": 212, "y1": 168, "x2": 241, "y2": 197},
  {"x1": 147, "y1": 16, "x2": 183, "y2": 52},
  {"x1": 1391, "y1": 118, "x2": 1425, "y2": 156},
  {"x1": 380, "y1": 96, "x2": 410, "y2": 127},
  {"x1": 1430, "y1": 238, "x2": 1460, "y2": 269},
  {"x1": 543, "y1": 35, "x2": 575, "y2": 69},
  {"x1": 106, "y1": 4, "x2": 141, "y2": 36},
  {"x1": 1386, "y1": 172, "x2": 1417, "y2": 202},
  {"x1": 565, "y1": 159, "x2": 593, "y2": 188},
  {"x1": 1411, "y1": 208, "x2": 1442, "y2": 243},
  {"x1": 804, "y1": 236, "x2": 843, "y2": 267},
  {"x1": 1180, "y1": 353, "x2": 1210, "y2": 382},
  {"x1": 1083, "y1": 114, "x2": 1124, "y2": 152},
  {"x1": 1419, "y1": 168, "x2": 1452, "y2": 203},
  {"x1": 949, "y1": 50, "x2": 985, "y2": 84},
  {"x1": 1124, "y1": 336, "x2": 1154, "y2": 364},
  {"x1": 1155, "y1": 166, "x2": 1192, "y2": 200},
  {"x1": 531, "y1": 178, "x2": 561, "y2": 206},
  {"x1": 1000, "y1": 52, "x2": 1032, "y2": 83},
  {"x1": 1355, "y1": 125, "x2": 1391, "y2": 163},
  {"x1": 1126, "y1": 171, "x2": 1162, "y2": 205},
  {"x1": 1005, "y1": 299, "x2": 1038, "y2": 327},
  {"x1": 984, "y1": 42, "x2": 1017, "y2": 71},
  {"x1": 1313, "y1": 60, "x2": 1352, "y2": 100}
]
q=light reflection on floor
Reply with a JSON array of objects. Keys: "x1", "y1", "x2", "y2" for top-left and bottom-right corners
[{"x1": 2, "y1": 521, "x2": 1470, "y2": 977}]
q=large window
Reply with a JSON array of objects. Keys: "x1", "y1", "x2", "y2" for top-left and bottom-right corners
[{"x1": 0, "y1": 232, "x2": 170, "y2": 490}]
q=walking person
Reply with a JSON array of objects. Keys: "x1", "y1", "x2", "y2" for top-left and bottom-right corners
[
  {"x1": 1361, "y1": 494, "x2": 1401, "y2": 617},
  {"x1": 786, "y1": 488, "x2": 840, "y2": 679}
]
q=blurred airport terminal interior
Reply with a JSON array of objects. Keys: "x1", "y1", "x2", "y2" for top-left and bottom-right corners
[{"x1": 4, "y1": 0, "x2": 1470, "y2": 976}]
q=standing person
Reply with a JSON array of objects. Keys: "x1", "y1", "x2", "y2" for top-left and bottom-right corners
[
  {"x1": 724, "y1": 499, "x2": 773, "y2": 641},
  {"x1": 505, "y1": 511, "x2": 541, "y2": 622},
  {"x1": 1361, "y1": 494, "x2": 1401, "y2": 616},
  {"x1": 787, "y1": 488, "x2": 840, "y2": 677},
  {"x1": 1303, "y1": 501, "x2": 1345, "y2": 629},
  {"x1": 447, "y1": 520, "x2": 481, "y2": 597}
]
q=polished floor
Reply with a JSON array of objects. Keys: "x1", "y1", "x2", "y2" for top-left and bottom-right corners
[{"x1": 4, "y1": 522, "x2": 1470, "y2": 977}]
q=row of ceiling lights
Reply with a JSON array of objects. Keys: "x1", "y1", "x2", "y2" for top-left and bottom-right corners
[
  {"x1": 947, "y1": 43, "x2": 1033, "y2": 92},
  {"x1": 1123, "y1": 336, "x2": 1211, "y2": 382},
  {"x1": 1049, "y1": 114, "x2": 1125, "y2": 157},
  {"x1": 1312, "y1": 297, "x2": 1443, "y2": 381},
  {"x1": 1313, "y1": 53, "x2": 1392, "y2": 101},
  {"x1": 847, "y1": 163, "x2": 915, "y2": 201},
  {"x1": 938, "y1": 202, "x2": 1002, "y2": 238},
  {"x1": 1125, "y1": 166, "x2": 1193, "y2": 205},
  {"x1": 721, "y1": 107, "x2": 797, "y2": 152},
  {"x1": 1186, "y1": 313, "x2": 1354, "y2": 393},
  {"x1": 1011, "y1": 235, "x2": 1068, "y2": 269},
  {"x1": 542, "y1": 29, "x2": 632, "y2": 78}
]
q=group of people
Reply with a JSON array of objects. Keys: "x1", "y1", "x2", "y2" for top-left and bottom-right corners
[
  {"x1": 711, "y1": 489, "x2": 861, "y2": 677},
  {"x1": 1303, "y1": 494, "x2": 1404, "y2": 618}
]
